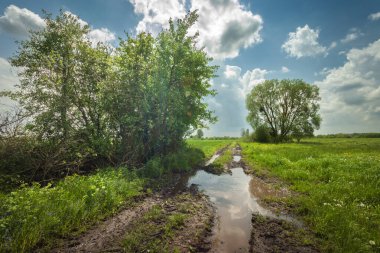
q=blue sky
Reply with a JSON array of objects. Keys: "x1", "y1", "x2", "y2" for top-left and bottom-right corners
[{"x1": 0, "y1": 0, "x2": 380, "y2": 136}]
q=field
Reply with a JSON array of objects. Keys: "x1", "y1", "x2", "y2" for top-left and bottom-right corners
[
  {"x1": 187, "y1": 139, "x2": 232, "y2": 158},
  {"x1": 241, "y1": 138, "x2": 380, "y2": 252}
]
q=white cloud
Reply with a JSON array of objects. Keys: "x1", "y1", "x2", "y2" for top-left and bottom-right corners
[
  {"x1": 282, "y1": 25, "x2": 327, "y2": 58},
  {"x1": 0, "y1": 5, "x2": 45, "y2": 38},
  {"x1": 224, "y1": 65, "x2": 241, "y2": 79},
  {"x1": 281, "y1": 66, "x2": 290, "y2": 73},
  {"x1": 0, "y1": 57, "x2": 19, "y2": 111},
  {"x1": 341, "y1": 28, "x2": 363, "y2": 43},
  {"x1": 129, "y1": 0, "x2": 187, "y2": 35},
  {"x1": 190, "y1": 0, "x2": 263, "y2": 59},
  {"x1": 239, "y1": 68, "x2": 267, "y2": 97},
  {"x1": 369, "y1": 12, "x2": 380, "y2": 21},
  {"x1": 88, "y1": 28, "x2": 116, "y2": 46},
  {"x1": 129, "y1": 0, "x2": 263, "y2": 60},
  {"x1": 315, "y1": 38, "x2": 380, "y2": 132},
  {"x1": 205, "y1": 65, "x2": 268, "y2": 136}
]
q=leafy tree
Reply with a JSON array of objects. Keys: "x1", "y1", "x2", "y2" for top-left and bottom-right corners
[
  {"x1": 196, "y1": 129, "x2": 204, "y2": 139},
  {"x1": 2, "y1": 11, "x2": 112, "y2": 177},
  {"x1": 246, "y1": 79, "x2": 321, "y2": 142}
]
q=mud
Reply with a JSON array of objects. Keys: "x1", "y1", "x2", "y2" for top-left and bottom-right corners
[{"x1": 250, "y1": 215, "x2": 318, "y2": 253}]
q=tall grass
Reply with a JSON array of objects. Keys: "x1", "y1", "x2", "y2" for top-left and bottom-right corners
[
  {"x1": 241, "y1": 138, "x2": 380, "y2": 252},
  {"x1": 0, "y1": 168, "x2": 144, "y2": 252}
]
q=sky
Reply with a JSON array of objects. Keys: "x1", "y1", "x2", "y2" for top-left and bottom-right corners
[{"x1": 0, "y1": 0, "x2": 380, "y2": 136}]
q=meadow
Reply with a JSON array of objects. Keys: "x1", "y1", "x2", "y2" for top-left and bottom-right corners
[
  {"x1": 241, "y1": 138, "x2": 380, "y2": 252},
  {"x1": 187, "y1": 139, "x2": 232, "y2": 158}
]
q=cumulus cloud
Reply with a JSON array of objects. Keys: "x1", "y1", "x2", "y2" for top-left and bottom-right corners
[
  {"x1": 369, "y1": 12, "x2": 380, "y2": 21},
  {"x1": 315, "y1": 38, "x2": 380, "y2": 132},
  {"x1": 129, "y1": 0, "x2": 187, "y2": 35},
  {"x1": 282, "y1": 25, "x2": 327, "y2": 58},
  {"x1": 205, "y1": 65, "x2": 268, "y2": 136},
  {"x1": 129, "y1": 0, "x2": 263, "y2": 60},
  {"x1": 190, "y1": 0, "x2": 263, "y2": 59},
  {"x1": 0, "y1": 5, "x2": 45, "y2": 37},
  {"x1": 341, "y1": 28, "x2": 363, "y2": 43},
  {"x1": 88, "y1": 28, "x2": 116, "y2": 46},
  {"x1": 0, "y1": 6, "x2": 116, "y2": 47},
  {"x1": 281, "y1": 66, "x2": 290, "y2": 73},
  {"x1": 0, "y1": 57, "x2": 19, "y2": 111}
]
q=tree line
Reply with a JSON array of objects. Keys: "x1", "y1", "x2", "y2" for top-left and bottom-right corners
[{"x1": 0, "y1": 11, "x2": 217, "y2": 182}]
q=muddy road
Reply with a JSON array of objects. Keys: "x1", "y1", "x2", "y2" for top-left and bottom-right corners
[{"x1": 49, "y1": 144, "x2": 318, "y2": 252}]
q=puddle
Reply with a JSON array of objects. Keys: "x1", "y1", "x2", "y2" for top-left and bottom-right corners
[
  {"x1": 233, "y1": 155, "x2": 241, "y2": 162},
  {"x1": 187, "y1": 155, "x2": 299, "y2": 252}
]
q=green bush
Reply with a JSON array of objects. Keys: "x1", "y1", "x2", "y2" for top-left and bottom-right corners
[{"x1": 253, "y1": 125, "x2": 271, "y2": 143}]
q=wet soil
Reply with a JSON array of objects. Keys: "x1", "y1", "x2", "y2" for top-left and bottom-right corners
[{"x1": 250, "y1": 215, "x2": 318, "y2": 253}]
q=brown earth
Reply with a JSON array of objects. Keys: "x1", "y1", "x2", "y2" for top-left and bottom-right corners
[{"x1": 250, "y1": 215, "x2": 319, "y2": 253}]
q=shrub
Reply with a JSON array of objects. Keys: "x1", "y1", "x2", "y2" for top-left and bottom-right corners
[{"x1": 253, "y1": 125, "x2": 271, "y2": 143}]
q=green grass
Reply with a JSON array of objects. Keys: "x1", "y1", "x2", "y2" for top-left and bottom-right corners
[
  {"x1": 241, "y1": 138, "x2": 380, "y2": 253},
  {"x1": 123, "y1": 205, "x2": 187, "y2": 253},
  {"x1": 187, "y1": 139, "x2": 231, "y2": 158},
  {"x1": 0, "y1": 168, "x2": 145, "y2": 252}
]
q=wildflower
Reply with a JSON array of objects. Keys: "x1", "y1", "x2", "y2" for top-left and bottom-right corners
[
  {"x1": 369, "y1": 240, "x2": 376, "y2": 246},
  {"x1": 358, "y1": 203, "x2": 365, "y2": 207}
]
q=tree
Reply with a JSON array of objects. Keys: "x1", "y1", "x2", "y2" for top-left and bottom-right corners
[
  {"x1": 196, "y1": 129, "x2": 204, "y2": 139},
  {"x1": 246, "y1": 79, "x2": 321, "y2": 142},
  {"x1": 3, "y1": 11, "x2": 112, "y2": 176}
]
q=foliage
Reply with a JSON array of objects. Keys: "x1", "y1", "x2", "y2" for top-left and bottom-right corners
[
  {"x1": 241, "y1": 138, "x2": 380, "y2": 252},
  {"x1": 138, "y1": 146, "x2": 205, "y2": 179},
  {"x1": 0, "y1": 168, "x2": 144, "y2": 252},
  {"x1": 317, "y1": 133, "x2": 380, "y2": 138},
  {"x1": 246, "y1": 79, "x2": 321, "y2": 143},
  {"x1": 253, "y1": 124, "x2": 271, "y2": 143},
  {"x1": 196, "y1": 129, "x2": 204, "y2": 139},
  {"x1": 0, "y1": 10, "x2": 217, "y2": 180}
]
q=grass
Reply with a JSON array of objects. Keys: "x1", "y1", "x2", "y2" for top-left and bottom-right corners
[
  {"x1": 0, "y1": 168, "x2": 145, "y2": 253},
  {"x1": 241, "y1": 138, "x2": 380, "y2": 253},
  {"x1": 123, "y1": 205, "x2": 187, "y2": 252},
  {"x1": 187, "y1": 139, "x2": 231, "y2": 158}
]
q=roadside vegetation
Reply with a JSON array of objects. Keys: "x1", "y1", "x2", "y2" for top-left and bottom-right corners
[
  {"x1": 241, "y1": 138, "x2": 380, "y2": 252},
  {"x1": 0, "y1": 168, "x2": 144, "y2": 252},
  {"x1": 0, "y1": 10, "x2": 221, "y2": 253}
]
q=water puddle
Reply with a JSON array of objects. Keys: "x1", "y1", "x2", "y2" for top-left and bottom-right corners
[{"x1": 187, "y1": 154, "x2": 298, "y2": 252}]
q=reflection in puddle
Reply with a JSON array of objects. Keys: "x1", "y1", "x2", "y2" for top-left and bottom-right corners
[
  {"x1": 233, "y1": 155, "x2": 241, "y2": 162},
  {"x1": 188, "y1": 157, "x2": 299, "y2": 252}
]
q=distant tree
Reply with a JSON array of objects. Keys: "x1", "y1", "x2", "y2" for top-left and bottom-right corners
[
  {"x1": 246, "y1": 79, "x2": 321, "y2": 142},
  {"x1": 196, "y1": 129, "x2": 204, "y2": 139}
]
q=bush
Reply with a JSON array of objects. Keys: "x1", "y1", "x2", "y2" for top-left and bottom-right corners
[
  {"x1": 138, "y1": 146, "x2": 205, "y2": 179},
  {"x1": 253, "y1": 125, "x2": 271, "y2": 143}
]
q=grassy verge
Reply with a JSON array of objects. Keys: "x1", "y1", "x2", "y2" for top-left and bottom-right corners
[
  {"x1": 0, "y1": 168, "x2": 145, "y2": 252},
  {"x1": 187, "y1": 139, "x2": 231, "y2": 158},
  {"x1": 241, "y1": 138, "x2": 380, "y2": 252}
]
